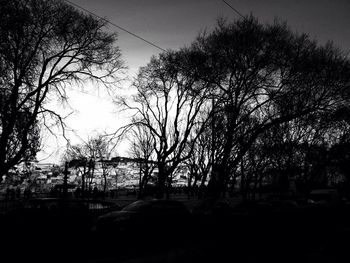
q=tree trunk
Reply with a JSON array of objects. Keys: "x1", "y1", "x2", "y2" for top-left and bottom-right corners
[
  {"x1": 138, "y1": 164, "x2": 143, "y2": 199},
  {"x1": 81, "y1": 166, "x2": 86, "y2": 198},
  {"x1": 156, "y1": 164, "x2": 166, "y2": 199}
]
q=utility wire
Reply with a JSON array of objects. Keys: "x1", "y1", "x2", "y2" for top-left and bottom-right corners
[
  {"x1": 64, "y1": 0, "x2": 167, "y2": 53},
  {"x1": 222, "y1": 0, "x2": 245, "y2": 18},
  {"x1": 66, "y1": 0, "x2": 244, "y2": 53}
]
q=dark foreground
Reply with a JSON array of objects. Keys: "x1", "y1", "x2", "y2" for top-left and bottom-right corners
[{"x1": 1, "y1": 198, "x2": 350, "y2": 263}]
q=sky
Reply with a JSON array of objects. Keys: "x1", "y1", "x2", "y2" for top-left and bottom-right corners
[{"x1": 36, "y1": 0, "x2": 350, "y2": 164}]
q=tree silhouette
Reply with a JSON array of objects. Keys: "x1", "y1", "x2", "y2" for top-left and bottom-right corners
[
  {"x1": 119, "y1": 52, "x2": 212, "y2": 198},
  {"x1": 64, "y1": 135, "x2": 113, "y2": 197},
  {"x1": 0, "y1": 0, "x2": 124, "y2": 178},
  {"x1": 119, "y1": 16, "x2": 350, "y2": 198},
  {"x1": 180, "y1": 17, "x2": 350, "y2": 197},
  {"x1": 128, "y1": 125, "x2": 157, "y2": 198}
]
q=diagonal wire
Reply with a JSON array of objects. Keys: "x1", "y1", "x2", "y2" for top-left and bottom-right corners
[
  {"x1": 64, "y1": 0, "x2": 167, "y2": 52},
  {"x1": 222, "y1": 0, "x2": 245, "y2": 18}
]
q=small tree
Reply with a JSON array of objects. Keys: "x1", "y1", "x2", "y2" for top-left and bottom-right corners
[
  {"x1": 183, "y1": 121, "x2": 213, "y2": 198},
  {"x1": 128, "y1": 125, "x2": 157, "y2": 198},
  {"x1": 86, "y1": 136, "x2": 111, "y2": 194},
  {"x1": 63, "y1": 135, "x2": 114, "y2": 197}
]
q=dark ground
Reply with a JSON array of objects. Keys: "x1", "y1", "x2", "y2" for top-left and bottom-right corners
[{"x1": 1, "y1": 195, "x2": 350, "y2": 263}]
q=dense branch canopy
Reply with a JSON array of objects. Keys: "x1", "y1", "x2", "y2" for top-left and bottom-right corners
[{"x1": 0, "y1": 0, "x2": 124, "y2": 177}]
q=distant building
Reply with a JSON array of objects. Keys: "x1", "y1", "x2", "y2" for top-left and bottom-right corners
[{"x1": 1, "y1": 156, "x2": 189, "y2": 193}]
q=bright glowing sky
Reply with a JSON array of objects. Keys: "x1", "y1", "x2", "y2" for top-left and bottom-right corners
[{"x1": 37, "y1": 0, "x2": 350, "y2": 164}]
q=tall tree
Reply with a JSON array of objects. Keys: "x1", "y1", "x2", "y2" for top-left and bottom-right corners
[
  {"x1": 181, "y1": 17, "x2": 350, "y2": 197},
  {"x1": 0, "y1": 0, "x2": 124, "y2": 178},
  {"x1": 119, "y1": 51, "x2": 212, "y2": 198}
]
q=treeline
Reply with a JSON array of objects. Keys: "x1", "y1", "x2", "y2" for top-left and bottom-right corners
[
  {"x1": 2, "y1": 0, "x2": 350, "y2": 201},
  {"x1": 120, "y1": 17, "x2": 350, "y2": 199}
]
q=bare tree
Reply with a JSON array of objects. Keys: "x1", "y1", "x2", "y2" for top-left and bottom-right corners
[
  {"x1": 63, "y1": 144, "x2": 90, "y2": 197},
  {"x1": 64, "y1": 135, "x2": 115, "y2": 197},
  {"x1": 180, "y1": 17, "x2": 350, "y2": 197},
  {"x1": 119, "y1": 51, "x2": 212, "y2": 198},
  {"x1": 0, "y1": 0, "x2": 124, "y2": 178},
  {"x1": 86, "y1": 136, "x2": 112, "y2": 194},
  {"x1": 128, "y1": 125, "x2": 157, "y2": 198},
  {"x1": 183, "y1": 119, "x2": 213, "y2": 198}
]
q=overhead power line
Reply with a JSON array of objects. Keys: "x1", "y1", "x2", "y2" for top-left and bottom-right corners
[
  {"x1": 65, "y1": 0, "x2": 244, "y2": 53},
  {"x1": 222, "y1": 0, "x2": 245, "y2": 18},
  {"x1": 64, "y1": 0, "x2": 167, "y2": 53}
]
